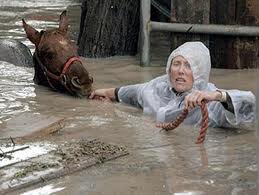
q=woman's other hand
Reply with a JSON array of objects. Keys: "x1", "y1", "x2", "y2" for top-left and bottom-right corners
[{"x1": 184, "y1": 90, "x2": 223, "y2": 111}]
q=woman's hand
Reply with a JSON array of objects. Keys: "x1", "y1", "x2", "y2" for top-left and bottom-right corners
[
  {"x1": 184, "y1": 90, "x2": 222, "y2": 111},
  {"x1": 89, "y1": 88, "x2": 116, "y2": 101}
]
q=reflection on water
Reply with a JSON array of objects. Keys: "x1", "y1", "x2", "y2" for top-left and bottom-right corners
[
  {"x1": 20, "y1": 183, "x2": 65, "y2": 195},
  {"x1": 0, "y1": 0, "x2": 81, "y2": 49},
  {"x1": 0, "y1": 0, "x2": 257, "y2": 195},
  {"x1": 0, "y1": 61, "x2": 35, "y2": 123}
]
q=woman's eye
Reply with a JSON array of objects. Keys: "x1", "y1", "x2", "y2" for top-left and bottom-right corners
[
  {"x1": 172, "y1": 63, "x2": 180, "y2": 67},
  {"x1": 184, "y1": 63, "x2": 191, "y2": 69}
]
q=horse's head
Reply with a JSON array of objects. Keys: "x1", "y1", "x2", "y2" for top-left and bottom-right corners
[{"x1": 22, "y1": 11, "x2": 93, "y2": 98}]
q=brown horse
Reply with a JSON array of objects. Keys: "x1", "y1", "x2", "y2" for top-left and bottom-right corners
[{"x1": 22, "y1": 11, "x2": 93, "y2": 98}]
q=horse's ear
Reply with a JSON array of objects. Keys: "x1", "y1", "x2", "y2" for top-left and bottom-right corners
[
  {"x1": 59, "y1": 10, "x2": 68, "y2": 33},
  {"x1": 22, "y1": 19, "x2": 41, "y2": 46}
]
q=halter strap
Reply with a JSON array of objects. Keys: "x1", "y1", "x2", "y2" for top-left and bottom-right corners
[{"x1": 61, "y1": 56, "x2": 82, "y2": 76}]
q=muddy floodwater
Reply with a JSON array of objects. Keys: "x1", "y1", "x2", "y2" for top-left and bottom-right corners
[{"x1": 0, "y1": 0, "x2": 258, "y2": 195}]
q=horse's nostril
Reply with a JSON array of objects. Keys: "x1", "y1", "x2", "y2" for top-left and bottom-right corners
[
  {"x1": 61, "y1": 75, "x2": 67, "y2": 84},
  {"x1": 71, "y1": 76, "x2": 83, "y2": 89}
]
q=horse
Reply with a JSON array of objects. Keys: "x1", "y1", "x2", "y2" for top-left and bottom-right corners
[{"x1": 22, "y1": 10, "x2": 93, "y2": 98}]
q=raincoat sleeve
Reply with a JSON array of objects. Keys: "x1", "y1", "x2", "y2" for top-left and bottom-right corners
[
  {"x1": 117, "y1": 83, "x2": 147, "y2": 109},
  {"x1": 117, "y1": 75, "x2": 167, "y2": 109},
  {"x1": 208, "y1": 89, "x2": 255, "y2": 128}
]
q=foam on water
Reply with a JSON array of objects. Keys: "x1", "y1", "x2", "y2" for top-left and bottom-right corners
[{"x1": 21, "y1": 183, "x2": 65, "y2": 195}]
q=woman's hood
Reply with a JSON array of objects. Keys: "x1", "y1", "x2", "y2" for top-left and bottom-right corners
[{"x1": 166, "y1": 41, "x2": 211, "y2": 91}]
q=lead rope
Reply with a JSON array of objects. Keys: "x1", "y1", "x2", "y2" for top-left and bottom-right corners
[{"x1": 157, "y1": 101, "x2": 209, "y2": 144}]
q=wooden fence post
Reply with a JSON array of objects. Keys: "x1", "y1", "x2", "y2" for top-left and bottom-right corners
[
  {"x1": 78, "y1": 0, "x2": 140, "y2": 58},
  {"x1": 210, "y1": 0, "x2": 259, "y2": 68},
  {"x1": 170, "y1": 0, "x2": 210, "y2": 51}
]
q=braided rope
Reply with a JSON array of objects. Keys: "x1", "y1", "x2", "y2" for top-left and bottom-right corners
[
  {"x1": 195, "y1": 102, "x2": 209, "y2": 144},
  {"x1": 157, "y1": 101, "x2": 209, "y2": 144},
  {"x1": 157, "y1": 109, "x2": 188, "y2": 130}
]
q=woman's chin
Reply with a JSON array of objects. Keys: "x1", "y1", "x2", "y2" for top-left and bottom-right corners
[{"x1": 174, "y1": 86, "x2": 186, "y2": 93}]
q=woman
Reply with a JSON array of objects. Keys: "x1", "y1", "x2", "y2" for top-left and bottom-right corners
[{"x1": 90, "y1": 42, "x2": 255, "y2": 128}]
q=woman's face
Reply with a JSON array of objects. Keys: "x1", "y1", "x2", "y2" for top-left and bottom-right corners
[{"x1": 170, "y1": 55, "x2": 194, "y2": 93}]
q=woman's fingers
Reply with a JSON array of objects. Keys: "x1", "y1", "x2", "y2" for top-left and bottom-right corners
[
  {"x1": 156, "y1": 123, "x2": 163, "y2": 128},
  {"x1": 184, "y1": 93, "x2": 194, "y2": 110},
  {"x1": 89, "y1": 89, "x2": 107, "y2": 100},
  {"x1": 91, "y1": 96, "x2": 111, "y2": 102},
  {"x1": 89, "y1": 91, "x2": 96, "y2": 99},
  {"x1": 103, "y1": 96, "x2": 112, "y2": 102},
  {"x1": 185, "y1": 91, "x2": 205, "y2": 111},
  {"x1": 89, "y1": 88, "x2": 116, "y2": 101},
  {"x1": 196, "y1": 93, "x2": 204, "y2": 106}
]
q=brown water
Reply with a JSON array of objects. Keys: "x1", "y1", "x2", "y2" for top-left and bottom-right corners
[{"x1": 0, "y1": 1, "x2": 258, "y2": 195}]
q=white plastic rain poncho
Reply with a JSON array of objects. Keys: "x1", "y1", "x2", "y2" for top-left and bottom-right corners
[{"x1": 117, "y1": 42, "x2": 255, "y2": 128}]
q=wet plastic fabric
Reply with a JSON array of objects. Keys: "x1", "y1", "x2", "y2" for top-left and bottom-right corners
[{"x1": 118, "y1": 42, "x2": 255, "y2": 128}]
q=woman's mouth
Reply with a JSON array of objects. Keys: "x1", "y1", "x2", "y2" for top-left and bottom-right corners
[{"x1": 175, "y1": 78, "x2": 186, "y2": 83}]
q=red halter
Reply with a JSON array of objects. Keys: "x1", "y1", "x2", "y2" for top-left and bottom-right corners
[{"x1": 61, "y1": 56, "x2": 81, "y2": 77}]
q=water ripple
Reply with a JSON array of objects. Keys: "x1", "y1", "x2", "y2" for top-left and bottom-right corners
[{"x1": 0, "y1": 61, "x2": 35, "y2": 120}]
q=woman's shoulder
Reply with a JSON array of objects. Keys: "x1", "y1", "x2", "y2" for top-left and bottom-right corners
[{"x1": 149, "y1": 74, "x2": 168, "y2": 84}]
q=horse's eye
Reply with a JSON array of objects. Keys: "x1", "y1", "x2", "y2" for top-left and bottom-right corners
[
  {"x1": 42, "y1": 51, "x2": 54, "y2": 60},
  {"x1": 46, "y1": 52, "x2": 53, "y2": 60}
]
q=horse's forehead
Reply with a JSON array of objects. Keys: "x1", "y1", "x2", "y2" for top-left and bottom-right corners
[
  {"x1": 58, "y1": 39, "x2": 69, "y2": 47},
  {"x1": 40, "y1": 30, "x2": 69, "y2": 48}
]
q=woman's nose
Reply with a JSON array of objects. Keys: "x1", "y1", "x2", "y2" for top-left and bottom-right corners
[{"x1": 178, "y1": 64, "x2": 185, "y2": 73}]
